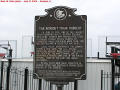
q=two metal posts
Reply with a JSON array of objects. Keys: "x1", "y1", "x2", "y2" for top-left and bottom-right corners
[{"x1": 51, "y1": 80, "x2": 78, "y2": 90}]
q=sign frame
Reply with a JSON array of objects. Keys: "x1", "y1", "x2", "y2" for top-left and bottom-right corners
[{"x1": 33, "y1": 6, "x2": 87, "y2": 81}]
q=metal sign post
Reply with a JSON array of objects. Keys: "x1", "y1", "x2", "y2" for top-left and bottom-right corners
[
  {"x1": 34, "y1": 6, "x2": 87, "y2": 86},
  {"x1": 74, "y1": 80, "x2": 77, "y2": 90},
  {"x1": 57, "y1": 85, "x2": 63, "y2": 90},
  {"x1": 111, "y1": 47, "x2": 115, "y2": 90},
  {"x1": 6, "y1": 48, "x2": 12, "y2": 90}
]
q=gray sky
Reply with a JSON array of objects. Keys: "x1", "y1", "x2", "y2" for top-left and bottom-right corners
[{"x1": 0, "y1": 0, "x2": 120, "y2": 58}]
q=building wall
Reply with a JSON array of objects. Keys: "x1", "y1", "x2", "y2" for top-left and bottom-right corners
[{"x1": 78, "y1": 60, "x2": 111, "y2": 90}]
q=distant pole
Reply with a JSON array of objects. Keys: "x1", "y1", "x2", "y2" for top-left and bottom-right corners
[
  {"x1": 97, "y1": 52, "x2": 99, "y2": 59},
  {"x1": 111, "y1": 47, "x2": 115, "y2": 90},
  {"x1": 8, "y1": 49, "x2": 12, "y2": 67},
  {"x1": 24, "y1": 68, "x2": 28, "y2": 90},
  {"x1": 6, "y1": 48, "x2": 12, "y2": 90},
  {"x1": 101, "y1": 70, "x2": 103, "y2": 90},
  {"x1": 106, "y1": 37, "x2": 107, "y2": 55},
  {"x1": 0, "y1": 61, "x2": 4, "y2": 90}
]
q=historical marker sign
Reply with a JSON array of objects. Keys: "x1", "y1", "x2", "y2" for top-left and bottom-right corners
[{"x1": 34, "y1": 6, "x2": 87, "y2": 81}]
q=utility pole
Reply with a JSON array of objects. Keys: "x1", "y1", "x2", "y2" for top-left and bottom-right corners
[{"x1": 6, "y1": 47, "x2": 12, "y2": 90}]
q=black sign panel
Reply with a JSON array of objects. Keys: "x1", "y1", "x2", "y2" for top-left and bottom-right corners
[{"x1": 34, "y1": 6, "x2": 87, "y2": 81}]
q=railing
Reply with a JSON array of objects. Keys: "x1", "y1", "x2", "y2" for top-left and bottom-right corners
[
  {"x1": 101, "y1": 70, "x2": 120, "y2": 90},
  {"x1": 101, "y1": 70, "x2": 111, "y2": 90}
]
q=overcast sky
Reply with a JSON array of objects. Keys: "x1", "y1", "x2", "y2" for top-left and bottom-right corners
[{"x1": 0, "y1": 0, "x2": 120, "y2": 58}]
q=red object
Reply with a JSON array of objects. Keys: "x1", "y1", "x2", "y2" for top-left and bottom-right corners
[
  {"x1": 31, "y1": 52, "x2": 34, "y2": 56},
  {"x1": 110, "y1": 53, "x2": 120, "y2": 59},
  {"x1": 0, "y1": 53, "x2": 5, "y2": 58}
]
